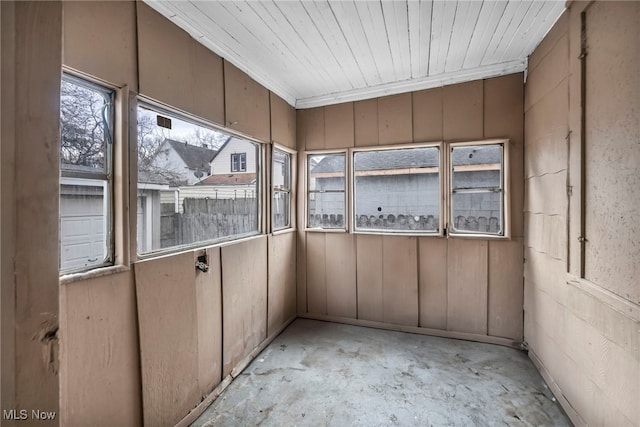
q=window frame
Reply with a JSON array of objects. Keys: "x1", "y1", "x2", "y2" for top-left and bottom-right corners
[
  {"x1": 305, "y1": 149, "x2": 349, "y2": 232},
  {"x1": 446, "y1": 139, "x2": 510, "y2": 239},
  {"x1": 135, "y1": 98, "x2": 265, "y2": 259},
  {"x1": 271, "y1": 144, "x2": 295, "y2": 232},
  {"x1": 59, "y1": 72, "x2": 117, "y2": 275},
  {"x1": 231, "y1": 152, "x2": 247, "y2": 172},
  {"x1": 350, "y1": 142, "x2": 444, "y2": 236}
]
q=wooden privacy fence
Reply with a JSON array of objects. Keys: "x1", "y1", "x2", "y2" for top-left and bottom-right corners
[
  {"x1": 310, "y1": 213, "x2": 500, "y2": 232},
  {"x1": 161, "y1": 198, "x2": 257, "y2": 247}
]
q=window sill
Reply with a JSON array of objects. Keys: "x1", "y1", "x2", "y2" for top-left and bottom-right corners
[
  {"x1": 448, "y1": 232, "x2": 510, "y2": 240},
  {"x1": 272, "y1": 227, "x2": 296, "y2": 236},
  {"x1": 136, "y1": 232, "x2": 265, "y2": 261},
  {"x1": 352, "y1": 230, "x2": 443, "y2": 237},
  {"x1": 60, "y1": 264, "x2": 130, "y2": 285},
  {"x1": 305, "y1": 227, "x2": 348, "y2": 233}
]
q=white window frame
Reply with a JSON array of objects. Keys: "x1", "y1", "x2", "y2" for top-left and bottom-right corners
[
  {"x1": 59, "y1": 73, "x2": 116, "y2": 275},
  {"x1": 136, "y1": 98, "x2": 264, "y2": 258},
  {"x1": 271, "y1": 144, "x2": 295, "y2": 232},
  {"x1": 446, "y1": 139, "x2": 510, "y2": 239},
  {"x1": 231, "y1": 152, "x2": 247, "y2": 172},
  {"x1": 350, "y1": 142, "x2": 444, "y2": 236},
  {"x1": 305, "y1": 149, "x2": 348, "y2": 232}
]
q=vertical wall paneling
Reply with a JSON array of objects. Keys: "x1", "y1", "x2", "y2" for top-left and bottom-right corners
[
  {"x1": 382, "y1": 236, "x2": 419, "y2": 326},
  {"x1": 221, "y1": 237, "x2": 268, "y2": 377},
  {"x1": 354, "y1": 98, "x2": 379, "y2": 146},
  {"x1": 484, "y1": 73, "x2": 525, "y2": 237},
  {"x1": 488, "y1": 240, "x2": 524, "y2": 341},
  {"x1": 134, "y1": 252, "x2": 199, "y2": 427},
  {"x1": 443, "y1": 80, "x2": 483, "y2": 141},
  {"x1": 378, "y1": 93, "x2": 413, "y2": 145},
  {"x1": 447, "y1": 239, "x2": 489, "y2": 334},
  {"x1": 62, "y1": 1, "x2": 138, "y2": 89},
  {"x1": 268, "y1": 233, "x2": 297, "y2": 336},
  {"x1": 12, "y1": 1, "x2": 62, "y2": 419},
  {"x1": 324, "y1": 102, "x2": 355, "y2": 149},
  {"x1": 418, "y1": 237, "x2": 448, "y2": 330},
  {"x1": 412, "y1": 87, "x2": 443, "y2": 142},
  {"x1": 195, "y1": 247, "x2": 223, "y2": 398},
  {"x1": 355, "y1": 234, "x2": 384, "y2": 322},
  {"x1": 270, "y1": 92, "x2": 296, "y2": 149},
  {"x1": 305, "y1": 232, "x2": 327, "y2": 315},
  {"x1": 60, "y1": 272, "x2": 142, "y2": 427},
  {"x1": 325, "y1": 233, "x2": 357, "y2": 318},
  {"x1": 300, "y1": 107, "x2": 326, "y2": 150},
  {"x1": 136, "y1": 2, "x2": 224, "y2": 126},
  {"x1": 223, "y1": 61, "x2": 270, "y2": 141}
]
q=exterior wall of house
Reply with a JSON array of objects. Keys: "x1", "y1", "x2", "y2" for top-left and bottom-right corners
[
  {"x1": 524, "y1": 3, "x2": 639, "y2": 425},
  {"x1": 0, "y1": 2, "x2": 298, "y2": 426},
  {"x1": 210, "y1": 138, "x2": 258, "y2": 174},
  {"x1": 297, "y1": 72, "x2": 525, "y2": 346},
  {"x1": 151, "y1": 141, "x2": 200, "y2": 185}
]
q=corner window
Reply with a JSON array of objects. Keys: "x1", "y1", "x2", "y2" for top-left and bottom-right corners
[
  {"x1": 353, "y1": 145, "x2": 441, "y2": 234},
  {"x1": 449, "y1": 142, "x2": 506, "y2": 236},
  {"x1": 231, "y1": 152, "x2": 247, "y2": 172},
  {"x1": 307, "y1": 152, "x2": 346, "y2": 229},
  {"x1": 59, "y1": 75, "x2": 114, "y2": 273},
  {"x1": 272, "y1": 147, "x2": 292, "y2": 231},
  {"x1": 137, "y1": 103, "x2": 261, "y2": 255}
]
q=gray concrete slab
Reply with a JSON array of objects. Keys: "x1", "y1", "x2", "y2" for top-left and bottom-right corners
[{"x1": 192, "y1": 319, "x2": 570, "y2": 427}]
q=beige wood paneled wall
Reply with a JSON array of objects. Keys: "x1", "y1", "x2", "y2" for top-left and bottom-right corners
[
  {"x1": 53, "y1": 2, "x2": 297, "y2": 426},
  {"x1": 524, "y1": 3, "x2": 640, "y2": 425},
  {"x1": 296, "y1": 73, "x2": 525, "y2": 345},
  {"x1": 1, "y1": 3, "x2": 63, "y2": 426}
]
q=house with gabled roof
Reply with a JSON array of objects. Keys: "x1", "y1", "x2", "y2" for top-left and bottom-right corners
[{"x1": 151, "y1": 138, "x2": 218, "y2": 185}]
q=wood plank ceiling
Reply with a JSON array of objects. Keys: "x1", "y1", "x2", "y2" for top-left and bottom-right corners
[{"x1": 143, "y1": 1, "x2": 565, "y2": 108}]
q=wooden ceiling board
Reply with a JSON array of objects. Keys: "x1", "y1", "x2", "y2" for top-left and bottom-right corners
[{"x1": 143, "y1": 0, "x2": 565, "y2": 108}]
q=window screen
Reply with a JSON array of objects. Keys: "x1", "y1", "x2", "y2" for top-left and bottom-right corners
[
  {"x1": 307, "y1": 153, "x2": 346, "y2": 229},
  {"x1": 272, "y1": 148, "x2": 292, "y2": 230}
]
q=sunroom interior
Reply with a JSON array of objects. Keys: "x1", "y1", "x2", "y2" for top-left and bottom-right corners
[{"x1": 1, "y1": 1, "x2": 638, "y2": 426}]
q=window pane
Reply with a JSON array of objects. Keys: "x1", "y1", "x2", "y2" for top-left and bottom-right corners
[
  {"x1": 273, "y1": 148, "x2": 291, "y2": 230},
  {"x1": 137, "y1": 105, "x2": 260, "y2": 253},
  {"x1": 60, "y1": 179, "x2": 109, "y2": 271},
  {"x1": 353, "y1": 147, "x2": 440, "y2": 232},
  {"x1": 451, "y1": 145, "x2": 502, "y2": 189},
  {"x1": 451, "y1": 192, "x2": 502, "y2": 234},
  {"x1": 59, "y1": 76, "x2": 113, "y2": 274},
  {"x1": 307, "y1": 153, "x2": 345, "y2": 229},
  {"x1": 60, "y1": 79, "x2": 111, "y2": 174}
]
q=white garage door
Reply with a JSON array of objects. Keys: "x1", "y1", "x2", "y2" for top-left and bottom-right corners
[{"x1": 60, "y1": 195, "x2": 106, "y2": 271}]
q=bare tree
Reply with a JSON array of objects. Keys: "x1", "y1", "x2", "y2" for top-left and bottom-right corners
[{"x1": 60, "y1": 80, "x2": 109, "y2": 170}]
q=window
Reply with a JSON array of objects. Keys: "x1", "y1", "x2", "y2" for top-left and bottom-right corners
[
  {"x1": 231, "y1": 152, "x2": 247, "y2": 172},
  {"x1": 353, "y1": 145, "x2": 441, "y2": 234},
  {"x1": 272, "y1": 147, "x2": 292, "y2": 230},
  {"x1": 137, "y1": 103, "x2": 261, "y2": 255},
  {"x1": 59, "y1": 74, "x2": 114, "y2": 273},
  {"x1": 307, "y1": 152, "x2": 346, "y2": 229},
  {"x1": 449, "y1": 141, "x2": 507, "y2": 236}
]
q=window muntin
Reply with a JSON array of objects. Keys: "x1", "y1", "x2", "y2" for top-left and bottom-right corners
[
  {"x1": 272, "y1": 147, "x2": 292, "y2": 231},
  {"x1": 353, "y1": 146, "x2": 440, "y2": 234},
  {"x1": 137, "y1": 103, "x2": 261, "y2": 255},
  {"x1": 59, "y1": 75, "x2": 115, "y2": 273},
  {"x1": 307, "y1": 152, "x2": 346, "y2": 229},
  {"x1": 231, "y1": 152, "x2": 247, "y2": 172},
  {"x1": 449, "y1": 143, "x2": 504, "y2": 236}
]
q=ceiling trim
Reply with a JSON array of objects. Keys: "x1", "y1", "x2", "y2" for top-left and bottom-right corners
[{"x1": 295, "y1": 59, "x2": 526, "y2": 109}]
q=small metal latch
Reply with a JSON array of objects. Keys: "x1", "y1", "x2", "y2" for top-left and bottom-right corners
[{"x1": 578, "y1": 235, "x2": 587, "y2": 243}]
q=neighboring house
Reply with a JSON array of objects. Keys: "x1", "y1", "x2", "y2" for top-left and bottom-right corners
[{"x1": 151, "y1": 138, "x2": 218, "y2": 185}]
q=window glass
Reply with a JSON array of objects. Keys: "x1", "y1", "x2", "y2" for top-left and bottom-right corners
[
  {"x1": 353, "y1": 146, "x2": 440, "y2": 233},
  {"x1": 137, "y1": 104, "x2": 260, "y2": 254},
  {"x1": 307, "y1": 153, "x2": 345, "y2": 229},
  {"x1": 450, "y1": 144, "x2": 504, "y2": 235},
  {"x1": 59, "y1": 76, "x2": 114, "y2": 273},
  {"x1": 272, "y1": 148, "x2": 291, "y2": 230}
]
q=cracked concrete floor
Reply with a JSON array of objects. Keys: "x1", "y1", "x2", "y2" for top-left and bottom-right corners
[{"x1": 192, "y1": 319, "x2": 570, "y2": 427}]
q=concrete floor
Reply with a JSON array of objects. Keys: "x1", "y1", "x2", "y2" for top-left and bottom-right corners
[{"x1": 192, "y1": 319, "x2": 570, "y2": 427}]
